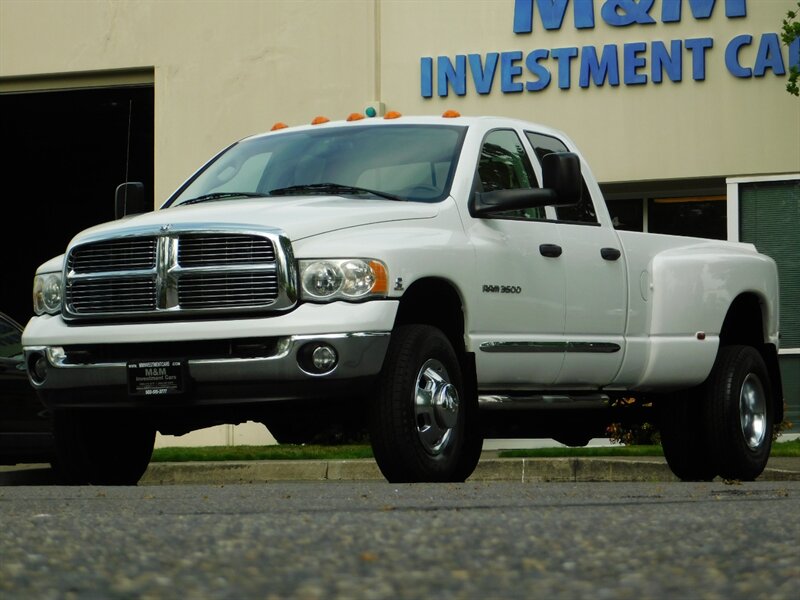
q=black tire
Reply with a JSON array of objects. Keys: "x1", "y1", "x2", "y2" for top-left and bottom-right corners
[
  {"x1": 53, "y1": 410, "x2": 155, "y2": 485},
  {"x1": 368, "y1": 324, "x2": 483, "y2": 483},
  {"x1": 705, "y1": 345, "x2": 773, "y2": 481},
  {"x1": 658, "y1": 390, "x2": 717, "y2": 482}
]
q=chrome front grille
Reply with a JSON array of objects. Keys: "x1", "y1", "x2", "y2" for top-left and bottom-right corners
[{"x1": 63, "y1": 228, "x2": 295, "y2": 319}]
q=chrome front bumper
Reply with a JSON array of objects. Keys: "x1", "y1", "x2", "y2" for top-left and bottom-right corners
[{"x1": 25, "y1": 331, "x2": 391, "y2": 391}]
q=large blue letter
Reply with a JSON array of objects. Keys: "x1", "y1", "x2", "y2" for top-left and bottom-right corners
[
  {"x1": 501, "y1": 51, "x2": 525, "y2": 92},
  {"x1": 437, "y1": 55, "x2": 467, "y2": 96},
  {"x1": 526, "y1": 49, "x2": 552, "y2": 91},
  {"x1": 753, "y1": 34, "x2": 785, "y2": 77},
  {"x1": 651, "y1": 40, "x2": 683, "y2": 83},
  {"x1": 685, "y1": 37, "x2": 713, "y2": 80},
  {"x1": 662, "y1": 0, "x2": 747, "y2": 23},
  {"x1": 725, "y1": 35, "x2": 752, "y2": 78},
  {"x1": 601, "y1": 0, "x2": 656, "y2": 27},
  {"x1": 513, "y1": 0, "x2": 569, "y2": 33},
  {"x1": 469, "y1": 53, "x2": 499, "y2": 94},
  {"x1": 421, "y1": 57, "x2": 433, "y2": 98},
  {"x1": 624, "y1": 42, "x2": 648, "y2": 84},
  {"x1": 551, "y1": 47, "x2": 579, "y2": 88},
  {"x1": 580, "y1": 45, "x2": 620, "y2": 87},
  {"x1": 791, "y1": 36, "x2": 800, "y2": 71}
]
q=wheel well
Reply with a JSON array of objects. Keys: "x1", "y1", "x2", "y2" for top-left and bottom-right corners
[
  {"x1": 719, "y1": 293, "x2": 784, "y2": 424},
  {"x1": 719, "y1": 293, "x2": 765, "y2": 348},
  {"x1": 394, "y1": 278, "x2": 465, "y2": 353}
]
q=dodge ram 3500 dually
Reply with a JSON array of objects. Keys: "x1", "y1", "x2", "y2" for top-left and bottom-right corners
[{"x1": 22, "y1": 113, "x2": 783, "y2": 484}]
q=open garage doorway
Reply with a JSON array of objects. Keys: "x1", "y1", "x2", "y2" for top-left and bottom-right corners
[{"x1": 0, "y1": 84, "x2": 154, "y2": 324}]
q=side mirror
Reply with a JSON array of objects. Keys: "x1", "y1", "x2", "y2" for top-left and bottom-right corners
[
  {"x1": 115, "y1": 182, "x2": 149, "y2": 219},
  {"x1": 470, "y1": 152, "x2": 582, "y2": 217},
  {"x1": 541, "y1": 152, "x2": 582, "y2": 206}
]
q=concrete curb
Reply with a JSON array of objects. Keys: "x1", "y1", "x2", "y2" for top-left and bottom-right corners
[{"x1": 139, "y1": 458, "x2": 800, "y2": 485}]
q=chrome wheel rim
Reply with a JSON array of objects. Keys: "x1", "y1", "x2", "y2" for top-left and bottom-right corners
[
  {"x1": 739, "y1": 373, "x2": 767, "y2": 450},
  {"x1": 414, "y1": 359, "x2": 459, "y2": 456}
]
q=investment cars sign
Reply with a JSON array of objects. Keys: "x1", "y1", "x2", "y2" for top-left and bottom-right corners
[{"x1": 421, "y1": 0, "x2": 800, "y2": 96}]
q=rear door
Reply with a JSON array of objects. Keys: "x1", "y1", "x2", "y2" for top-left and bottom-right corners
[{"x1": 524, "y1": 131, "x2": 627, "y2": 387}]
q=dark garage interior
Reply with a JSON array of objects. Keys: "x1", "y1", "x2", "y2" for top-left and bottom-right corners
[{"x1": 0, "y1": 85, "x2": 154, "y2": 325}]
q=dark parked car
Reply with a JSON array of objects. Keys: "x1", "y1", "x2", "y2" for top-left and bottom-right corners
[{"x1": 0, "y1": 312, "x2": 55, "y2": 465}]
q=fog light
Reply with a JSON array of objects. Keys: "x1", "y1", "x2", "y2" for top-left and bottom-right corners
[
  {"x1": 298, "y1": 342, "x2": 339, "y2": 375},
  {"x1": 29, "y1": 353, "x2": 48, "y2": 385},
  {"x1": 312, "y1": 345, "x2": 338, "y2": 371}
]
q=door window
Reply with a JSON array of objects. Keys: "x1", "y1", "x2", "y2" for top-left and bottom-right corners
[
  {"x1": 524, "y1": 131, "x2": 597, "y2": 225},
  {"x1": 477, "y1": 130, "x2": 544, "y2": 220}
]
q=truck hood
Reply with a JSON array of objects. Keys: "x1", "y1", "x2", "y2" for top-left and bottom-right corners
[{"x1": 71, "y1": 196, "x2": 440, "y2": 245}]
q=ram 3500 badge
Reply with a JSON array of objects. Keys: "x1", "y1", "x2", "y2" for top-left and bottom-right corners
[{"x1": 23, "y1": 113, "x2": 782, "y2": 484}]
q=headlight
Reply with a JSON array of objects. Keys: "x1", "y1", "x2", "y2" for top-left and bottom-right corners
[
  {"x1": 33, "y1": 272, "x2": 63, "y2": 315},
  {"x1": 299, "y1": 259, "x2": 388, "y2": 302}
]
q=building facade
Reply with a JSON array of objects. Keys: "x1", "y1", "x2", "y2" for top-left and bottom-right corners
[{"x1": 1, "y1": 0, "x2": 797, "y2": 444}]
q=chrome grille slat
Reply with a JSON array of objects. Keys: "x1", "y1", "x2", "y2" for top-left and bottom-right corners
[
  {"x1": 178, "y1": 272, "x2": 278, "y2": 309},
  {"x1": 64, "y1": 230, "x2": 291, "y2": 318},
  {"x1": 68, "y1": 238, "x2": 157, "y2": 273},
  {"x1": 178, "y1": 234, "x2": 275, "y2": 267},
  {"x1": 67, "y1": 277, "x2": 156, "y2": 313}
]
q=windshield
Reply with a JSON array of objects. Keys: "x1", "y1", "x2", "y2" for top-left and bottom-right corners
[{"x1": 167, "y1": 124, "x2": 467, "y2": 207}]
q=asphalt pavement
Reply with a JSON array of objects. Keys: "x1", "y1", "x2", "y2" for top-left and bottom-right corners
[{"x1": 2, "y1": 453, "x2": 799, "y2": 486}]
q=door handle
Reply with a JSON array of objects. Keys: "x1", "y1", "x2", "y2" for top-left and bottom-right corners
[
  {"x1": 539, "y1": 244, "x2": 563, "y2": 258},
  {"x1": 601, "y1": 247, "x2": 621, "y2": 261}
]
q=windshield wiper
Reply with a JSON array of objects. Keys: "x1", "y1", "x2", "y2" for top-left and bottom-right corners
[
  {"x1": 180, "y1": 192, "x2": 266, "y2": 205},
  {"x1": 267, "y1": 183, "x2": 403, "y2": 201}
]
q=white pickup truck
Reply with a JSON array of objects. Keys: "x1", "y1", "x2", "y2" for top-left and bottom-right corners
[{"x1": 23, "y1": 113, "x2": 783, "y2": 485}]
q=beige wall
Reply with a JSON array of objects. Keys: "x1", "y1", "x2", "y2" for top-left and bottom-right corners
[
  {"x1": 1, "y1": 0, "x2": 798, "y2": 193},
  {"x1": 1, "y1": 0, "x2": 378, "y2": 202}
]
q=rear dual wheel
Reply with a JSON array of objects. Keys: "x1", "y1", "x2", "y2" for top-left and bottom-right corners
[
  {"x1": 706, "y1": 345, "x2": 773, "y2": 481},
  {"x1": 368, "y1": 324, "x2": 483, "y2": 483},
  {"x1": 660, "y1": 345, "x2": 773, "y2": 482}
]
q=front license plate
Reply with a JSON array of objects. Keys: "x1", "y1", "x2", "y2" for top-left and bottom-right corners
[{"x1": 127, "y1": 360, "x2": 185, "y2": 396}]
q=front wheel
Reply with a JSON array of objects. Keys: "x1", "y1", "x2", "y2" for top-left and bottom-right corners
[
  {"x1": 53, "y1": 410, "x2": 155, "y2": 485},
  {"x1": 368, "y1": 324, "x2": 482, "y2": 483}
]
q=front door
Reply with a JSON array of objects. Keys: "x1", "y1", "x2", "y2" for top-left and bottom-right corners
[{"x1": 467, "y1": 129, "x2": 567, "y2": 388}]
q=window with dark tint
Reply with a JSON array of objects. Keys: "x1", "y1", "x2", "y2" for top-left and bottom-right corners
[
  {"x1": 524, "y1": 131, "x2": 597, "y2": 224},
  {"x1": 0, "y1": 316, "x2": 22, "y2": 359},
  {"x1": 648, "y1": 197, "x2": 726, "y2": 239},
  {"x1": 607, "y1": 198, "x2": 644, "y2": 231},
  {"x1": 477, "y1": 129, "x2": 544, "y2": 220},
  {"x1": 171, "y1": 125, "x2": 466, "y2": 205}
]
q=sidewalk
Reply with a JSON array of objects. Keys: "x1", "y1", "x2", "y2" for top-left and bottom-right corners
[
  {"x1": 137, "y1": 454, "x2": 800, "y2": 486},
  {"x1": 3, "y1": 454, "x2": 798, "y2": 486}
]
